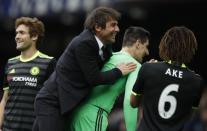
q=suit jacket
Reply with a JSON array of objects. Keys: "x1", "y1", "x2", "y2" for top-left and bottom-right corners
[{"x1": 37, "y1": 29, "x2": 122, "y2": 115}]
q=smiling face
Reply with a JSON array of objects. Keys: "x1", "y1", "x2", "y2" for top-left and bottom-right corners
[
  {"x1": 15, "y1": 24, "x2": 35, "y2": 51},
  {"x1": 95, "y1": 18, "x2": 120, "y2": 45}
]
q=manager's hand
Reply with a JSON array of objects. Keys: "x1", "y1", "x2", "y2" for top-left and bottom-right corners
[{"x1": 117, "y1": 62, "x2": 136, "y2": 75}]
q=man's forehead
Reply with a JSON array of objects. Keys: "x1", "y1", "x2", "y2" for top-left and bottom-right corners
[
  {"x1": 16, "y1": 24, "x2": 29, "y2": 32},
  {"x1": 106, "y1": 19, "x2": 118, "y2": 24}
]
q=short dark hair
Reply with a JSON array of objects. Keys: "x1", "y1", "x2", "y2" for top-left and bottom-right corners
[
  {"x1": 159, "y1": 26, "x2": 197, "y2": 64},
  {"x1": 15, "y1": 17, "x2": 45, "y2": 44},
  {"x1": 84, "y1": 7, "x2": 121, "y2": 32},
  {"x1": 122, "y1": 26, "x2": 150, "y2": 47}
]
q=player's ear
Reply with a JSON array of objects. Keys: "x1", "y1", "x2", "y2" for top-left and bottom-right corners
[
  {"x1": 31, "y1": 34, "x2": 38, "y2": 41},
  {"x1": 136, "y1": 40, "x2": 141, "y2": 49}
]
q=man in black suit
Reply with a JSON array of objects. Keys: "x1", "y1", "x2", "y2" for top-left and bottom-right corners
[{"x1": 33, "y1": 7, "x2": 136, "y2": 131}]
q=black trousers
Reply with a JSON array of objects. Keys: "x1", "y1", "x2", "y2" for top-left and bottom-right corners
[
  {"x1": 32, "y1": 98, "x2": 66, "y2": 131},
  {"x1": 32, "y1": 114, "x2": 65, "y2": 131}
]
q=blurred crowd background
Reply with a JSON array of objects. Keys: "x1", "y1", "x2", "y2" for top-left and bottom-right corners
[{"x1": 0, "y1": 0, "x2": 207, "y2": 130}]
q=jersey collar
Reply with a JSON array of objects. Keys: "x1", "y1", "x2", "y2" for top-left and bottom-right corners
[
  {"x1": 167, "y1": 60, "x2": 186, "y2": 68},
  {"x1": 20, "y1": 51, "x2": 40, "y2": 62}
]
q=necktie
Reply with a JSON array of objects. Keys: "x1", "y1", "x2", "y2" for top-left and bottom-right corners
[{"x1": 101, "y1": 46, "x2": 107, "y2": 60}]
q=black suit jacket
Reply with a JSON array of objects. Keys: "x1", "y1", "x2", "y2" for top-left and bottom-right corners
[{"x1": 37, "y1": 29, "x2": 122, "y2": 114}]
